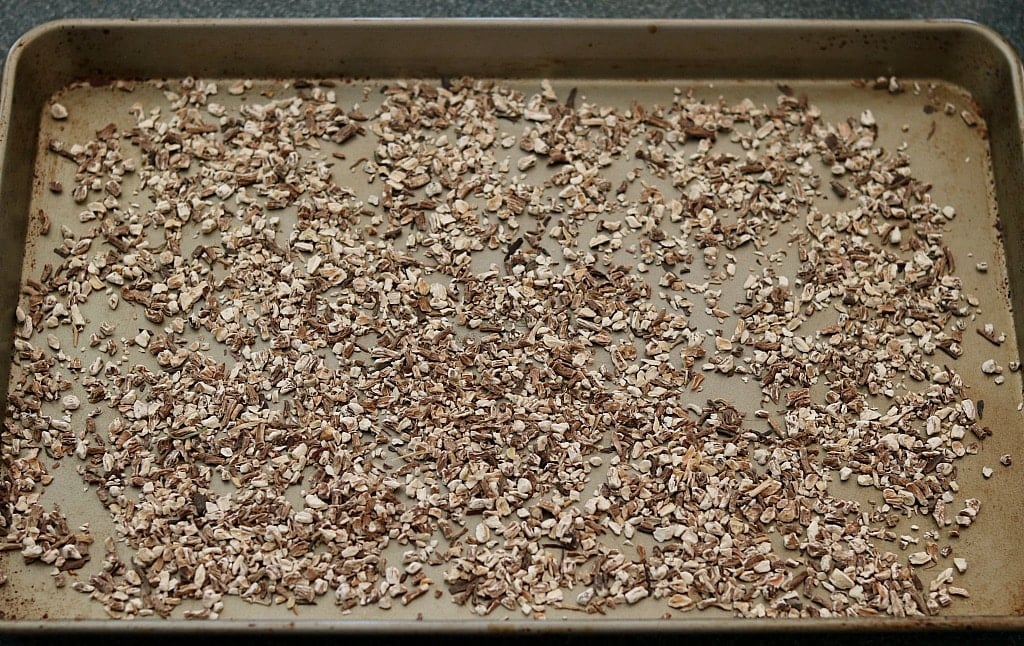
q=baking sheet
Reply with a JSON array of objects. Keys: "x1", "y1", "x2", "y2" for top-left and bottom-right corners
[{"x1": 0, "y1": 20, "x2": 1022, "y2": 631}]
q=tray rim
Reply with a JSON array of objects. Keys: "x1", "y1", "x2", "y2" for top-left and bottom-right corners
[
  {"x1": 3, "y1": 16, "x2": 1022, "y2": 50},
  {"x1": 0, "y1": 17, "x2": 1023, "y2": 632},
  {"x1": 0, "y1": 615, "x2": 1022, "y2": 633},
  {"x1": 4, "y1": 17, "x2": 1024, "y2": 80}
]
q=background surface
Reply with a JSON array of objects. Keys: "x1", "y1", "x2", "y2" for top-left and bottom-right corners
[
  {"x1": 0, "y1": 0, "x2": 1021, "y2": 61},
  {"x1": 0, "y1": 1, "x2": 1021, "y2": 645}
]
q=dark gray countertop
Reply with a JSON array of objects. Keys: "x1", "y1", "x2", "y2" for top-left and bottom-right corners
[{"x1": 0, "y1": 0, "x2": 1021, "y2": 63}]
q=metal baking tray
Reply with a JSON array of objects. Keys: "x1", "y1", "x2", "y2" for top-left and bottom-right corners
[{"x1": 0, "y1": 19, "x2": 1022, "y2": 632}]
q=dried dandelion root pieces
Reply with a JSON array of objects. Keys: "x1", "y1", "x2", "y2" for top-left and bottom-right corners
[{"x1": 4, "y1": 76, "x2": 989, "y2": 619}]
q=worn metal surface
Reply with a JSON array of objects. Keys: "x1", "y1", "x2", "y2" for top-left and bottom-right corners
[{"x1": 0, "y1": 19, "x2": 1021, "y2": 631}]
